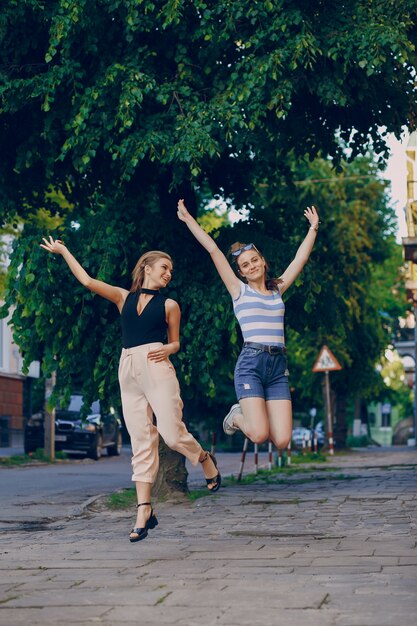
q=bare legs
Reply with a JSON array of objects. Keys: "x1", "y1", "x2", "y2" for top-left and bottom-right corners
[
  {"x1": 231, "y1": 398, "x2": 292, "y2": 448},
  {"x1": 131, "y1": 451, "x2": 219, "y2": 538},
  {"x1": 130, "y1": 481, "x2": 153, "y2": 540},
  {"x1": 266, "y1": 399, "x2": 293, "y2": 448},
  {"x1": 198, "y1": 449, "x2": 218, "y2": 488},
  {"x1": 233, "y1": 398, "x2": 269, "y2": 443}
]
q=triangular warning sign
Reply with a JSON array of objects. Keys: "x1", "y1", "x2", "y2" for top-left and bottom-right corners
[{"x1": 312, "y1": 345, "x2": 342, "y2": 372}]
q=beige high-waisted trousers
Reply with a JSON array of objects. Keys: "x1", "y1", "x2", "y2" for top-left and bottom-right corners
[{"x1": 118, "y1": 343, "x2": 202, "y2": 483}]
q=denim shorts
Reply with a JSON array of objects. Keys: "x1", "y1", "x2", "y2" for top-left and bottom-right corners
[{"x1": 234, "y1": 345, "x2": 291, "y2": 401}]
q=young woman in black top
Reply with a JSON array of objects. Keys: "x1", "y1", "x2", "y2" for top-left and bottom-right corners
[{"x1": 40, "y1": 238, "x2": 221, "y2": 542}]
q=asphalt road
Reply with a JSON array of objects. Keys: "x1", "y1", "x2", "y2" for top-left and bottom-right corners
[
  {"x1": 0, "y1": 447, "x2": 134, "y2": 528},
  {"x1": 0, "y1": 447, "x2": 270, "y2": 530}
]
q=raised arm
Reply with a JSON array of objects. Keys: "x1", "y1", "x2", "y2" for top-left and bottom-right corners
[
  {"x1": 177, "y1": 199, "x2": 241, "y2": 299},
  {"x1": 40, "y1": 236, "x2": 128, "y2": 311},
  {"x1": 279, "y1": 206, "x2": 319, "y2": 295}
]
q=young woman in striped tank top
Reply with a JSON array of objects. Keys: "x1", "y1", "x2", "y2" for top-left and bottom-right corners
[{"x1": 177, "y1": 199, "x2": 319, "y2": 450}]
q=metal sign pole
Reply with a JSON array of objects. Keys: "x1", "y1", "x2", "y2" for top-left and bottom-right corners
[
  {"x1": 312, "y1": 345, "x2": 341, "y2": 454},
  {"x1": 324, "y1": 370, "x2": 334, "y2": 455}
]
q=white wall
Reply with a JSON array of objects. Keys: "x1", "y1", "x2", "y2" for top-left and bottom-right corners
[{"x1": 0, "y1": 305, "x2": 39, "y2": 378}]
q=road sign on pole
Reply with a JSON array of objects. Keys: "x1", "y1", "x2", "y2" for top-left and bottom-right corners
[
  {"x1": 312, "y1": 345, "x2": 342, "y2": 372},
  {"x1": 312, "y1": 345, "x2": 342, "y2": 455}
]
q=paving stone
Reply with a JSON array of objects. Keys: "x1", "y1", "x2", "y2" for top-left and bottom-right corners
[
  {"x1": 217, "y1": 607, "x2": 338, "y2": 626},
  {"x1": 335, "y1": 610, "x2": 416, "y2": 626},
  {"x1": 1, "y1": 447, "x2": 416, "y2": 625},
  {"x1": 0, "y1": 606, "x2": 110, "y2": 624},
  {"x1": 105, "y1": 605, "x2": 222, "y2": 624},
  {"x1": 311, "y1": 556, "x2": 399, "y2": 566}
]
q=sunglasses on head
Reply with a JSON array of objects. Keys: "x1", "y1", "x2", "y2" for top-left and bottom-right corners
[{"x1": 231, "y1": 243, "x2": 258, "y2": 258}]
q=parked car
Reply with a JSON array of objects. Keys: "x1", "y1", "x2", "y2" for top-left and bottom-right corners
[
  {"x1": 24, "y1": 394, "x2": 123, "y2": 460},
  {"x1": 315, "y1": 421, "x2": 325, "y2": 445},
  {"x1": 292, "y1": 422, "x2": 325, "y2": 448}
]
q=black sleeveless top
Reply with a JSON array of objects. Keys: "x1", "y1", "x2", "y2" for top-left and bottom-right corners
[{"x1": 120, "y1": 292, "x2": 168, "y2": 349}]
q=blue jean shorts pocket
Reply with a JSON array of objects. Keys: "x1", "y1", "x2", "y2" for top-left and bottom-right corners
[{"x1": 234, "y1": 348, "x2": 265, "y2": 399}]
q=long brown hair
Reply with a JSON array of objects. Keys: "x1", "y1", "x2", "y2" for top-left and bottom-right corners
[
  {"x1": 130, "y1": 250, "x2": 173, "y2": 293},
  {"x1": 227, "y1": 241, "x2": 282, "y2": 291}
]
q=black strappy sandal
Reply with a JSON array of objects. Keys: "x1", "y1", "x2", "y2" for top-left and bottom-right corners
[
  {"x1": 129, "y1": 502, "x2": 158, "y2": 543},
  {"x1": 200, "y1": 451, "x2": 222, "y2": 493}
]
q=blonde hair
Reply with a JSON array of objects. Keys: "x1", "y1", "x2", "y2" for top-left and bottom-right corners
[
  {"x1": 227, "y1": 241, "x2": 282, "y2": 290},
  {"x1": 130, "y1": 250, "x2": 173, "y2": 293}
]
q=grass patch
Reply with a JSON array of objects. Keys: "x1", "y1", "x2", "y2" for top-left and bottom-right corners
[
  {"x1": 224, "y1": 469, "x2": 360, "y2": 487},
  {"x1": 107, "y1": 485, "x2": 215, "y2": 507},
  {"x1": 290, "y1": 451, "x2": 327, "y2": 464},
  {"x1": 106, "y1": 487, "x2": 137, "y2": 510},
  {"x1": 346, "y1": 435, "x2": 369, "y2": 448},
  {"x1": 187, "y1": 488, "x2": 211, "y2": 501},
  {"x1": 0, "y1": 449, "x2": 67, "y2": 466},
  {"x1": 0, "y1": 454, "x2": 33, "y2": 467}
]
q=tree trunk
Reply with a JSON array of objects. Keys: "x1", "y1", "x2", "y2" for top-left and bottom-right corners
[
  {"x1": 333, "y1": 391, "x2": 348, "y2": 449},
  {"x1": 321, "y1": 377, "x2": 348, "y2": 450},
  {"x1": 44, "y1": 373, "x2": 56, "y2": 460},
  {"x1": 152, "y1": 437, "x2": 189, "y2": 500}
]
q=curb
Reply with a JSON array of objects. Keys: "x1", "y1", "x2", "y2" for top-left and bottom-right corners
[{"x1": 68, "y1": 493, "x2": 107, "y2": 518}]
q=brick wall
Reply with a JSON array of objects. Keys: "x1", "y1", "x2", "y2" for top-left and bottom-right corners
[{"x1": 0, "y1": 374, "x2": 24, "y2": 430}]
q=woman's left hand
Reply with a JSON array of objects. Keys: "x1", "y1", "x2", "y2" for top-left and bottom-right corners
[
  {"x1": 148, "y1": 345, "x2": 171, "y2": 362},
  {"x1": 177, "y1": 198, "x2": 193, "y2": 223},
  {"x1": 304, "y1": 205, "x2": 319, "y2": 229}
]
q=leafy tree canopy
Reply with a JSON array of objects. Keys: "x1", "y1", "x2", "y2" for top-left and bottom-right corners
[
  {"x1": 1, "y1": 153, "x2": 403, "y2": 423},
  {"x1": 1, "y1": 0, "x2": 417, "y2": 222},
  {"x1": 0, "y1": 0, "x2": 414, "y2": 426}
]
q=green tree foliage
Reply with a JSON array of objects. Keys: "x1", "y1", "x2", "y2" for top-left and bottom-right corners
[
  {"x1": 1, "y1": 0, "x2": 417, "y2": 222},
  {"x1": 0, "y1": 1, "x2": 415, "y2": 425},
  {"x1": 379, "y1": 351, "x2": 413, "y2": 421},
  {"x1": 269, "y1": 156, "x2": 407, "y2": 428}
]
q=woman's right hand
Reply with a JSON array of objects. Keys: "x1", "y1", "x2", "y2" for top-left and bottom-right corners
[
  {"x1": 177, "y1": 198, "x2": 193, "y2": 223},
  {"x1": 40, "y1": 236, "x2": 67, "y2": 255}
]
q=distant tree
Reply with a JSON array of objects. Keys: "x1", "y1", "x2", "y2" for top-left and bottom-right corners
[{"x1": 264, "y1": 156, "x2": 407, "y2": 446}]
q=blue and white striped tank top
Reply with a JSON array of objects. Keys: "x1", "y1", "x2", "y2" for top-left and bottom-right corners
[{"x1": 232, "y1": 280, "x2": 285, "y2": 346}]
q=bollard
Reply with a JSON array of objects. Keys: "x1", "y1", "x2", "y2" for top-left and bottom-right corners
[
  {"x1": 308, "y1": 434, "x2": 312, "y2": 453},
  {"x1": 328, "y1": 430, "x2": 334, "y2": 455},
  {"x1": 302, "y1": 434, "x2": 306, "y2": 455},
  {"x1": 268, "y1": 440, "x2": 273, "y2": 470},
  {"x1": 237, "y1": 437, "x2": 249, "y2": 482},
  {"x1": 278, "y1": 448, "x2": 283, "y2": 468},
  {"x1": 313, "y1": 432, "x2": 318, "y2": 454},
  {"x1": 254, "y1": 443, "x2": 259, "y2": 474},
  {"x1": 210, "y1": 431, "x2": 216, "y2": 456},
  {"x1": 287, "y1": 441, "x2": 292, "y2": 466}
]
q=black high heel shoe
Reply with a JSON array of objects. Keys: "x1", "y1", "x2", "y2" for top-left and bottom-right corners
[
  {"x1": 129, "y1": 502, "x2": 158, "y2": 543},
  {"x1": 200, "y1": 451, "x2": 222, "y2": 493}
]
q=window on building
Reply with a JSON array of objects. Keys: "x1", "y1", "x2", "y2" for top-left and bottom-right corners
[
  {"x1": 381, "y1": 413, "x2": 391, "y2": 428},
  {"x1": 381, "y1": 403, "x2": 392, "y2": 428}
]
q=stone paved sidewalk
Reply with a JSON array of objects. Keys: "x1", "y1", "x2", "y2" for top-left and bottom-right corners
[{"x1": 0, "y1": 448, "x2": 416, "y2": 626}]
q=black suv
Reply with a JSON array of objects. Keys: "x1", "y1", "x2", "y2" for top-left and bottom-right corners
[{"x1": 24, "y1": 394, "x2": 123, "y2": 460}]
